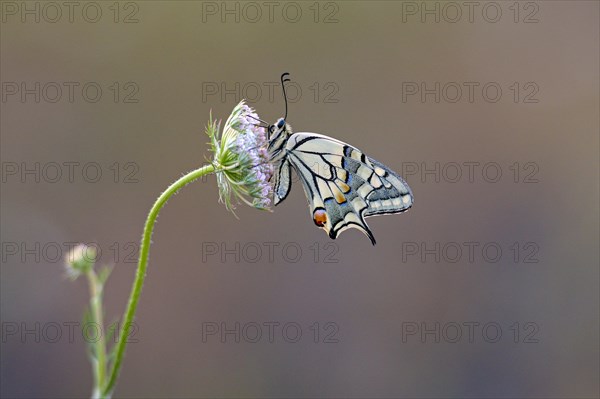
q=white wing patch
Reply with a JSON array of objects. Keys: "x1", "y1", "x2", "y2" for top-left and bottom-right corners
[{"x1": 272, "y1": 132, "x2": 413, "y2": 245}]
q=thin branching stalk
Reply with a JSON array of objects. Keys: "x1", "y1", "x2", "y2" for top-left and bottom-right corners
[{"x1": 87, "y1": 270, "x2": 107, "y2": 399}]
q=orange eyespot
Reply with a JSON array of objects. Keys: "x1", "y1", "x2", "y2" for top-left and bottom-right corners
[{"x1": 313, "y1": 209, "x2": 328, "y2": 227}]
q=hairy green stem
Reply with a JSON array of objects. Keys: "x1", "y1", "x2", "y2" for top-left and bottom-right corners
[{"x1": 103, "y1": 164, "x2": 215, "y2": 396}]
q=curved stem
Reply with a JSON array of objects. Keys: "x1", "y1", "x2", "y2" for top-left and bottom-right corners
[{"x1": 103, "y1": 164, "x2": 215, "y2": 396}]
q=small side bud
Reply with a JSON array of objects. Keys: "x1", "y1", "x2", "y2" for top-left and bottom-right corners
[{"x1": 65, "y1": 244, "x2": 97, "y2": 280}]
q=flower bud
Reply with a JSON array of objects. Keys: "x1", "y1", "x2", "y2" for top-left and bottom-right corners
[{"x1": 65, "y1": 243, "x2": 97, "y2": 279}]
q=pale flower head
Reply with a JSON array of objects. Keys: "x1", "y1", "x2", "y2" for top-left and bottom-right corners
[{"x1": 207, "y1": 101, "x2": 273, "y2": 213}]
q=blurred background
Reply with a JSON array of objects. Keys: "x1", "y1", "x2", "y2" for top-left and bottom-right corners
[{"x1": 1, "y1": 1, "x2": 598, "y2": 398}]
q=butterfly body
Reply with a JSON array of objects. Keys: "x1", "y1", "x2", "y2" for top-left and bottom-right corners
[{"x1": 268, "y1": 118, "x2": 413, "y2": 245}]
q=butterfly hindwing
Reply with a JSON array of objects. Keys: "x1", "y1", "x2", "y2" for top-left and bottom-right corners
[{"x1": 274, "y1": 132, "x2": 413, "y2": 245}]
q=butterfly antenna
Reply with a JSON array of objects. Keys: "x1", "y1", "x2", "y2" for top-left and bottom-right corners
[
  {"x1": 281, "y1": 72, "x2": 291, "y2": 120},
  {"x1": 247, "y1": 114, "x2": 269, "y2": 125}
]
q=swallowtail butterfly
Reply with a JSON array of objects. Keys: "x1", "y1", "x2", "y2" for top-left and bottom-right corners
[{"x1": 261, "y1": 73, "x2": 414, "y2": 245}]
